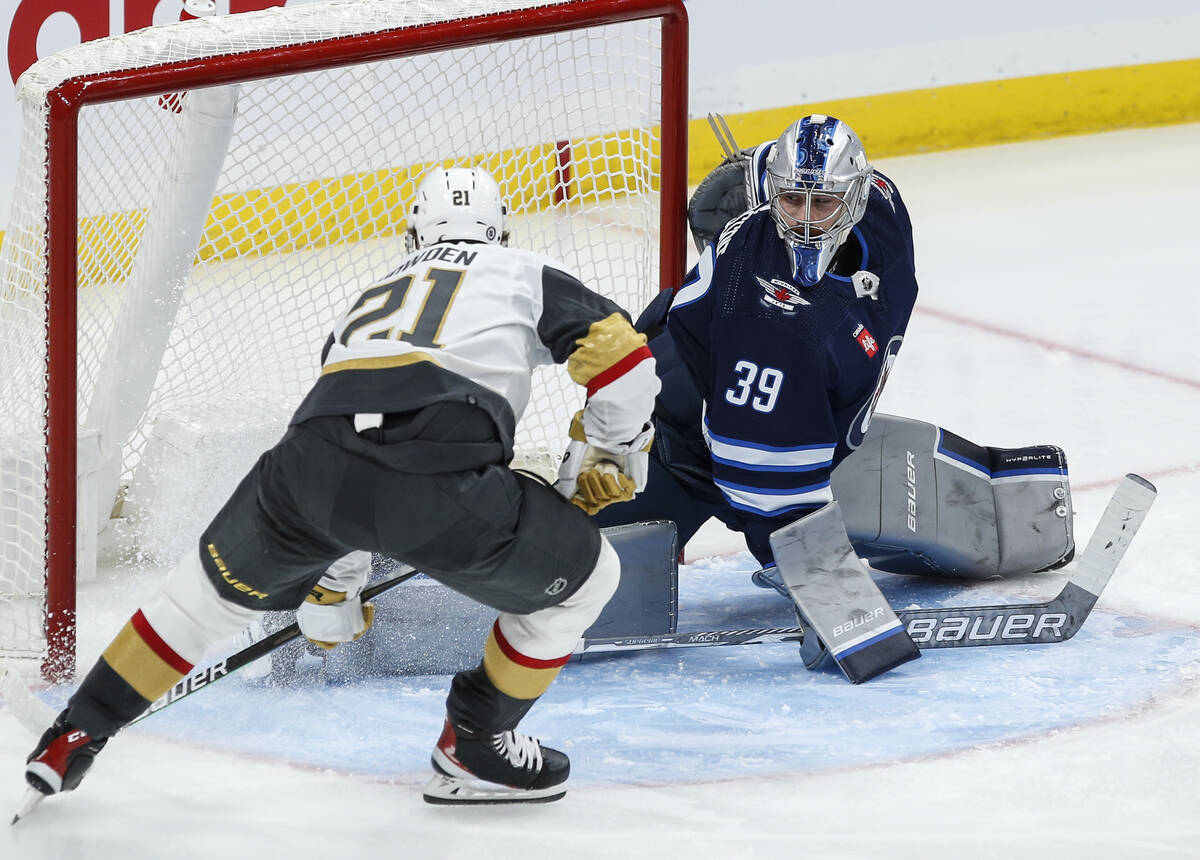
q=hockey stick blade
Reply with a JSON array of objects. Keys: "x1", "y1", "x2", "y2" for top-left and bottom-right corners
[
  {"x1": 576, "y1": 474, "x2": 1155, "y2": 658},
  {"x1": 128, "y1": 565, "x2": 419, "y2": 725},
  {"x1": 897, "y1": 473, "x2": 1154, "y2": 647},
  {"x1": 706, "y1": 112, "x2": 743, "y2": 160}
]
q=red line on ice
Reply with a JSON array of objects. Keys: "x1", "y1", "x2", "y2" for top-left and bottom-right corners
[{"x1": 919, "y1": 306, "x2": 1200, "y2": 392}]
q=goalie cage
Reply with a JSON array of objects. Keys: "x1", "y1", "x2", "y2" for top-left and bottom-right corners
[{"x1": 0, "y1": 0, "x2": 688, "y2": 680}]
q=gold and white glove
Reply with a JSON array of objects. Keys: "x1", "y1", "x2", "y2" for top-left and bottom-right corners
[
  {"x1": 555, "y1": 410, "x2": 654, "y2": 515},
  {"x1": 296, "y1": 551, "x2": 375, "y2": 650}
]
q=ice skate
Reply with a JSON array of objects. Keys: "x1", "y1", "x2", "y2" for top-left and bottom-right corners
[
  {"x1": 423, "y1": 718, "x2": 569, "y2": 805},
  {"x1": 24, "y1": 710, "x2": 108, "y2": 797}
]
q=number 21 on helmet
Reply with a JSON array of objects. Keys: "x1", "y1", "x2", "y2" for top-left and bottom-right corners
[{"x1": 405, "y1": 166, "x2": 509, "y2": 251}]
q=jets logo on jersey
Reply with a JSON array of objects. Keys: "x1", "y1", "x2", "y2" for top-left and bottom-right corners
[
  {"x1": 853, "y1": 323, "x2": 878, "y2": 357},
  {"x1": 756, "y1": 275, "x2": 811, "y2": 312}
]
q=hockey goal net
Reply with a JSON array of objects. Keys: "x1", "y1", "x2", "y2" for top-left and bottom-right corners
[{"x1": 0, "y1": 0, "x2": 687, "y2": 679}]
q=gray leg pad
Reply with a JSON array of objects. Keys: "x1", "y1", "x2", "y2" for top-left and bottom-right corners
[
  {"x1": 832, "y1": 414, "x2": 1074, "y2": 579},
  {"x1": 769, "y1": 503, "x2": 920, "y2": 683},
  {"x1": 582, "y1": 521, "x2": 678, "y2": 638}
]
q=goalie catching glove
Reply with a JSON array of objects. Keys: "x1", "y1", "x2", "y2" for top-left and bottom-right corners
[
  {"x1": 687, "y1": 113, "x2": 756, "y2": 251},
  {"x1": 556, "y1": 410, "x2": 654, "y2": 515},
  {"x1": 297, "y1": 551, "x2": 375, "y2": 650}
]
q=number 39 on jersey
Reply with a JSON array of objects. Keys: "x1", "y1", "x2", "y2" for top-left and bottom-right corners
[{"x1": 724, "y1": 360, "x2": 784, "y2": 413}]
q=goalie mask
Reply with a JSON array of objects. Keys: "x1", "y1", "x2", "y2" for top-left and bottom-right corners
[
  {"x1": 764, "y1": 115, "x2": 872, "y2": 287},
  {"x1": 406, "y1": 167, "x2": 509, "y2": 251}
]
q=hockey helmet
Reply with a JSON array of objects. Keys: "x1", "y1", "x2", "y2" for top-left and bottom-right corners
[
  {"x1": 764, "y1": 115, "x2": 872, "y2": 287},
  {"x1": 406, "y1": 166, "x2": 508, "y2": 251}
]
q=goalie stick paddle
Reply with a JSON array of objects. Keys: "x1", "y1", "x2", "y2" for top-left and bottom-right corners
[
  {"x1": 575, "y1": 474, "x2": 1156, "y2": 658},
  {"x1": 127, "y1": 565, "x2": 419, "y2": 726}
]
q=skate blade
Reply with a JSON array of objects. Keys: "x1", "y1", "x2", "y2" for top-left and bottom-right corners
[
  {"x1": 12, "y1": 787, "x2": 45, "y2": 825},
  {"x1": 422, "y1": 773, "x2": 566, "y2": 805}
]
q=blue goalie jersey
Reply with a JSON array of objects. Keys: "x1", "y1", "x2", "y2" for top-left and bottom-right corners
[{"x1": 655, "y1": 172, "x2": 918, "y2": 565}]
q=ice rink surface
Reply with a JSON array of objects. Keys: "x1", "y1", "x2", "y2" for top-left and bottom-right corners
[{"x1": 4, "y1": 122, "x2": 1200, "y2": 859}]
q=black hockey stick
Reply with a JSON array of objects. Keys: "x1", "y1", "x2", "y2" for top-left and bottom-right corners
[
  {"x1": 129, "y1": 564, "x2": 420, "y2": 725},
  {"x1": 11, "y1": 566, "x2": 421, "y2": 825},
  {"x1": 575, "y1": 474, "x2": 1156, "y2": 658}
]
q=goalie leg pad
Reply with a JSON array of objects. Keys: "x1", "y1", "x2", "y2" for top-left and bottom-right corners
[
  {"x1": 750, "y1": 567, "x2": 833, "y2": 669},
  {"x1": 832, "y1": 414, "x2": 1074, "y2": 579},
  {"x1": 583, "y1": 520, "x2": 677, "y2": 638},
  {"x1": 769, "y1": 502, "x2": 920, "y2": 684}
]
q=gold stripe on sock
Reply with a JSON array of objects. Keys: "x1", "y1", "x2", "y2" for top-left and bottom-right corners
[
  {"x1": 101, "y1": 620, "x2": 188, "y2": 703},
  {"x1": 481, "y1": 627, "x2": 568, "y2": 701}
]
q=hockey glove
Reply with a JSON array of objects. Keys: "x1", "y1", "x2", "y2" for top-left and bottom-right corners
[
  {"x1": 297, "y1": 552, "x2": 375, "y2": 650},
  {"x1": 297, "y1": 584, "x2": 375, "y2": 650},
  {"x1": 555, "y1": 410, "x2": 654, "y2": 515},
  {"x1": 687, "y1": 157, "x2": 750, "y2": 251},
  {"x1": 687, "y1": 112, "x2": 755, "y2": 251}
]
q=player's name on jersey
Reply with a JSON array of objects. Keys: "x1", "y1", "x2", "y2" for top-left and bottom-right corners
[{"x1": 395, "y1": 243, "x2": 480, "y2": 273}]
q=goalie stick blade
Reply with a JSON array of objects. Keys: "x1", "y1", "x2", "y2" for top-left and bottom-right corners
[
  {"x1": 1066, "y1": 473, "x2": 1156, "y2": 601},
  {"x1": 899, "y1": 473, "x2": 1156, "y2": 649}
]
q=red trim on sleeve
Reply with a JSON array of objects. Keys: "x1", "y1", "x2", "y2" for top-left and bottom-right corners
[
  {"x1": 492, "y1": 621, "x2": 572, "y2": 670},
  {"x1": 130, "y1": 610, "x2": 194, "y2": 675},
  {"x1": 585, "y1": 345, "x2": 653, "y2": 398}
]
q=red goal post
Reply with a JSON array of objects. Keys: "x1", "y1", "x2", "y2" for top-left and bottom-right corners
[{"x1": 0, "y1": 0, "x2": 688, "y2": 681}]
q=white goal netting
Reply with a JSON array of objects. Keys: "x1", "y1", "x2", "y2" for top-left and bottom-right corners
[{"x1": 0, "y1": 0, "x2": 684, "y2": 668}]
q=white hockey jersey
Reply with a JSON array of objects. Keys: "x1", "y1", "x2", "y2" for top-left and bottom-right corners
[{"x1": 291, "y1": 241, "x2": 657, "y2": 453}]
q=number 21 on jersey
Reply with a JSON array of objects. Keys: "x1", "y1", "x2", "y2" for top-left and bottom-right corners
[
  {"x1": 339, "y1": 266, "x2": 465, "y2": 349},
  {"x1": 724, "y1": 360, "x2": 783, "y2": 413}
]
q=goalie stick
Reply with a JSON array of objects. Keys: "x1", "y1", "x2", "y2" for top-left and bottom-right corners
[{"x1": 575, "y1": 474, "x2": 1155, "y2": 659}]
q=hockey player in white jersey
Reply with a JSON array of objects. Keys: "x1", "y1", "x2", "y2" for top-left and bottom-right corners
[{"x1": 23, "y1": 167, "x2": 658, "y2": 808}]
